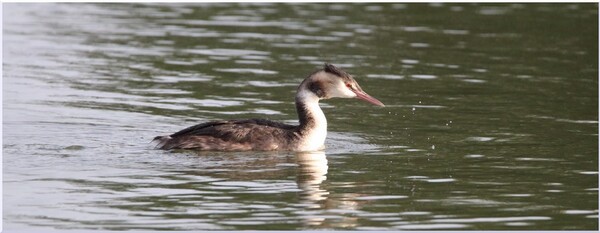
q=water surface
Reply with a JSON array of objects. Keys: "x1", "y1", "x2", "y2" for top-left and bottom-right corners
[{"x1": 3, "y1": 3, "x2": 598, "y2": 230}]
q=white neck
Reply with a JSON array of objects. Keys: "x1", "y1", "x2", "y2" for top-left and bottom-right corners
[{"x1": 295, "y1": 89, "x2": 327, "y2": 151}]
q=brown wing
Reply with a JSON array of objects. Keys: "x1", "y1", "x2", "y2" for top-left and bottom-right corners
[{"x1": 154, "y1": 119, "x2": 299, "y2": 151}]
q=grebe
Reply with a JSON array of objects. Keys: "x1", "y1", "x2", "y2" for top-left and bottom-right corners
[{"x1": 154, "y1": 63, "x2": 384, "y2": 151}]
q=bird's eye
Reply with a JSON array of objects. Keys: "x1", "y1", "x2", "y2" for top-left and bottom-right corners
[{"x1": 346, "y1": 83, "x2": 353, "y2": 89}]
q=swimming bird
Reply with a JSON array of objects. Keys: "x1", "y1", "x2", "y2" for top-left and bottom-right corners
[{"x1": 154, "y1": 63, "x2": 384, "y2": 151}]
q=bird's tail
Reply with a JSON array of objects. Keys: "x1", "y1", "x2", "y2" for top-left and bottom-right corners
[{"x1": 151, "y1": 135, "x2": 172, "y2": 149}]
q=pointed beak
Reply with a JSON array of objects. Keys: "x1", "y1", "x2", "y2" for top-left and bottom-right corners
[{"x1": 353, "y1": 89, "x2": 385, "y2": 107}]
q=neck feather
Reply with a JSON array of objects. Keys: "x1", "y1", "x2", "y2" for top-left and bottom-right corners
[
  {"x1": 294, "y1": 89, "x2": 327, "y2": 151},
  {"x1": 295, "y1": 89, "x2": 326, "y2": 130}
]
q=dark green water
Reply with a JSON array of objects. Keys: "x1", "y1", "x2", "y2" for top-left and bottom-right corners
[{"x1": 3, "y1": 3, "x2": 598, "y2": 230}]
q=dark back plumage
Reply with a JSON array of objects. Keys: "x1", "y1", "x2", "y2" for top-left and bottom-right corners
[{"x1": 154, "y1": 119, "x2": 299, "y2": 151}]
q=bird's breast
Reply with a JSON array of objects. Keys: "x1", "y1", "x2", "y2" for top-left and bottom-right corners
[{"x1": 296, "y1": 124, "x2": 327, "y2": 151}]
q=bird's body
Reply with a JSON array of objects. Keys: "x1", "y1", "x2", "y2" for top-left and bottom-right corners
[{"x1": 154, "y1": 63, "x2": 384, "y2": 151}]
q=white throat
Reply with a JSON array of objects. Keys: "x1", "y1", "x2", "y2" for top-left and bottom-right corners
[{"x1": 296, "y1": 89, "x2": 327, "y2": 151}]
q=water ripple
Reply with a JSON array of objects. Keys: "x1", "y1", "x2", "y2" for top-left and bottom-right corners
[
  {"x1": 214, "y1": 68, "x2": 278, "y2": 75},
  {"x1": 431, "y1": 216, "x2": 551, "y2": 223}
]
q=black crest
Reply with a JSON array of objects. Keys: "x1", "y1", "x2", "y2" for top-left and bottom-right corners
[{"x1": 323, "y1": 63, "x2": 350, "y2": 78}]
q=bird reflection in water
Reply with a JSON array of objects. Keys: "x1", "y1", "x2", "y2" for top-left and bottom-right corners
[
  {"x1": 296, "y1": 151, "x2": 329, "y2": 205},
  {"x1": 295, "y1": 151, "x2": 362, "y2": 229},
  {"x1": 179, "y1": 150, "x2": 362, "y2": 228}
]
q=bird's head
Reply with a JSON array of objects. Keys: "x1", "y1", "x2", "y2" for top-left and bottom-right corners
[{"x1": 298, "y1": 63, "x2": 385, "y2": 107}]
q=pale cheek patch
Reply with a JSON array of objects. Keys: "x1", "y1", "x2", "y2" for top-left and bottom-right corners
[{"x1": 328, "y1": 82, "x2": 356, "y2": 98}]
